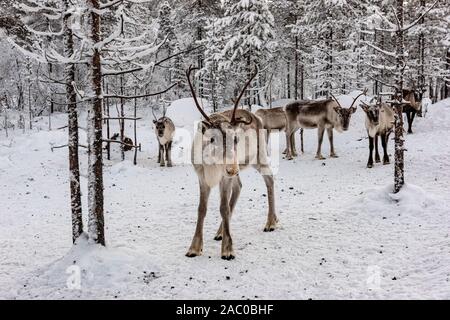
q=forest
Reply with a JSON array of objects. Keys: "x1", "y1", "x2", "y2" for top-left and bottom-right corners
[{"x1": 1, "y1": 0, "x2": 450, "y2": 300}]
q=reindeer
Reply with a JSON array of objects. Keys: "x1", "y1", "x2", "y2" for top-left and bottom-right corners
[
  {"x1": 360, "y1": 100, "x2": 394, "y2": 168},
  {"x1": 152, "y1": 105, "x2": 175, "y2": 167},
  {"x1": 255, "y1": 106, "x2": 306, "y2": 155},
  {"x1": 185, "y1": 66, "x2": 277, "y2": 260},
  {"x1": 255, "y1": 107, "x2": 287, "y2": 149},
  {"x1": 284, "y1": 90, "x2": 367, "y2": 160},
  {"x1": 402, "y1": 89, "x2": 422, "y2": 134}
]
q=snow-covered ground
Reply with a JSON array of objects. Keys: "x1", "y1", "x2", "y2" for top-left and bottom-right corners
[{"x1": 1, "y1": 94, "x2": 450, "y2": 299}]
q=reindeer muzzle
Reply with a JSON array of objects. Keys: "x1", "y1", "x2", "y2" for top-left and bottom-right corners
[{"x1": 225, "y1": 150, "x2": 239, "y2": 177}]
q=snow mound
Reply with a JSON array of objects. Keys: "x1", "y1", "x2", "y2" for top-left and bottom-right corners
[
  {"x1": 166, "y1": 98, "x2": 210, "y2": 128},
  {"x1": 337, "y1": 90, "x2": 371, "y2": 107},
  {"x1": 17, "y1": 235, "x2": 160, "y2": 299},
  {"x1": 352, "y1": 184, "x2": 438, "y2": 218}
]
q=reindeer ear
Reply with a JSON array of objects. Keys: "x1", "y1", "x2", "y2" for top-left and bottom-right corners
[
  {"x1": 198, "y1": 121, "x2": 210, "y2": 134},
  {"x1": 360, "y1": 105, "x2": 369, "y2": 113},
  {"x1": 333, "y1": 106, "x2": 341, "y2": 113},
  {"x1": 153, "y1": 120, "x2": 157, "y2": 124},
  {"x1": 350, "y1": 106, "x2": 357, "y2": 114}
]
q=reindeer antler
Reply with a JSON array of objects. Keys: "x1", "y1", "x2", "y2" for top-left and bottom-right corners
[
  {"x1": 151, "y1": 104, "x2": 158, "y2": 121},
  {"x1": 231, "y1": 68, "x2": 258, "y2": 125},
  {"x1": 350, "y1": 88, "x2": 368, "y2": 109},
  {"x1": 329, "y1": 91, "x2": 343, "y2": 109},
  {"x1": 186, "y1": 65, "x2": 211, "y2": 123},
  {"x1": 162, "y1": 99, "x2": 167, "y2": 118}
]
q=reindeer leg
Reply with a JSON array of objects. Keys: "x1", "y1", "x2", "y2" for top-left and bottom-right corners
[
  {"x1": 367, "y1": 135, "x2": 374, "y2": 168},
  {"x1": 186, "y1": 182, "x2": 211, "y2": 257},
  {"x1": 374, "y1": 134, "x2": 381, "y2": 163},
  {"x1": 167, "y1": 141, "x2": 173, "y2": 167},
  {"x1": 214, "y1": 176, "x2": 241, "y2": 241},
  {"x1": 409, "y1": 111, "x2": 416, "y2": 134},
  {"x1": 291, "y1": 131, "x2": 298, "y2": 157},
  {"x1": 159, "y1": 144, "x2": 165, "y2": 167},
  {"x1": 253, "y1": 165, "x2": 277, "y2": 232},
  {"x1": 382, "y1": 133, "x2": 390, "y2": 165},
  {"x1": 285, "y1": 125, "x2": 294, "y2": 160},
  {"x1": 219, "y1": 178, "x2": 234, "y2": 260},
  {"x1": 406, "y1": 110, "x2": 412, "y2": 134},
  {"x1": 315, "y1": 126, "x2": 326, "y2": 160},
  {"x1": 327, "y1": 128, "x2": 338, "y2": 158},
  {"x1": 157, "y1": 143, "x2": 161, "y2": 163},
  {"x1": 300, "y1": 128, "x2": 304, "y2": 153}
]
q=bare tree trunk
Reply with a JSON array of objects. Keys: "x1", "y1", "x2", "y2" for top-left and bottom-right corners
[
  {"x1": 300, "y1": 64, "x2": 304, "y2": 100},
  {"x1": 64, "y1": 0, "x2": 83, "y2": 243},
  {"x1": 294, "y1": 36, "x2": 299, "y2": 100},
  {"x1": 445, "y1": 48, "x2": 450, "y2": 98},
  {"x1": 393, "y1": 0, "x2": 405, "y2": 194},
  {"x1": 418, "y1": 0, "x2": 426, "y2": 99},
  {"x1": 287, "y1": 58, "x2": 291, "y2": 99},
  {"x1": 87, "y1": 0, "x2": 105, "y2": 246}
]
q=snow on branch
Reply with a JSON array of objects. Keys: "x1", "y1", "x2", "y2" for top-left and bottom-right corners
[
  {"x1": 104, "y1": 83, "x2": 177, "y2": 99},
  {"x1": 401, "y1": 0, "x2": 440, "y2": 33},
  {"x1": 362, "y1": 41, "x2": 396, "y2": 58}
]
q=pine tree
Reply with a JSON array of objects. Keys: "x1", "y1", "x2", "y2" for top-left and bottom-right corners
[{"x1": 208, "y1": 0, "x2": 275, "y2": 108}]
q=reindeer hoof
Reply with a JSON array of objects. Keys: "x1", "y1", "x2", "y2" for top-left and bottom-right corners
[
  {"x1": 167, "y1": 163, "x2": 173, "y2": 167},
  {"x1": 367, "y1": 164, "x2": 373, "y2": 168},
  {"x1": 160, "y1": 163, "x2": 165, "y2": 167},
  {"x1": 330, "y1": 154, "x2": 339, "y2": 158},
  {"x1": 264, "y1": 227, "x2": 275, "y2": 232},
  {"x1": 315, "y1": 155, "x2": 325, "y2": 160},
  {"x1": 221, "y1": 254, "x2": 235, "y2": 260},
  {"x1": 383, "y1": 160, "x2": 390, "y2": 165},
  {"x1": 375, "y1": 158, "x2": 381, "y2": 163},
  {"x1": 186, "y1": 252, "x2": 198, "y2": 258},
  {"x1": 186, "y1": 248, "x2": 202, "y2": 257},
  {"x1": 214, "y1": 235, "x2": 222, "y2": 241}
]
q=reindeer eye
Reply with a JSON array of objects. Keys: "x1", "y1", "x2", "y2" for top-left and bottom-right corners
[{"x1": 210, "y1": 137, "x2": 215, "y2": 143}]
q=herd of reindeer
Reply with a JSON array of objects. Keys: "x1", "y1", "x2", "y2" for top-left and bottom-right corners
[{"x1": 149, "y1": 67, "x2": 423, "y2": 260}]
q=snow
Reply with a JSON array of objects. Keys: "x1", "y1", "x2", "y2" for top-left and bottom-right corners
[
  {"x1": 1, "y1": 97, "x2": 450, "y2": 299},
  {"x1": 165, "y1": 98, "x2": 210, "y2": 128}
]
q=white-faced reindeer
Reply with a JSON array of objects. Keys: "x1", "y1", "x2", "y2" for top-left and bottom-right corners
[
  {"x1": 185, "y1": 66, "x2": 277, "y2": 260},
  {"x1": 152, "y1": 105, "x2": 175, "y2": 167},
  {"x1": 284, "y1": 90, "x2": 367, "y2": 160},
  {"x1": 360, "y1": 99, "x2": 394, "y2": 168}
]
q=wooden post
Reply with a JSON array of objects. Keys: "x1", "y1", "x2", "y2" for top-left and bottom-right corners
[
  {"x1": 105, "y1": 83, "x2": 111, "y2": 160},
  {"x1": 120, "y1": 74, "x2": 125, "y2": 161},
  {"x1": 133, "y1": 88, "x2": 138, "y2": 165}
]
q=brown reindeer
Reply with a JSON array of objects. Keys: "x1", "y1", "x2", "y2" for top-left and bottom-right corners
[
  {"x1": 284, "y1": 90, "x2": 367, "y2": 160},
  {"x1": 186, "y1": 66, "x2": 277, "y2": 260},
  {"x1": 255, "y1": 106, "x2": 305, "y2": 155},
  {"x1": 152, "y1": 105, "x2": 175, "y2": 167},
  {"x1": 402, "y1": 89, "x2": 422, "y2": 134}
]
